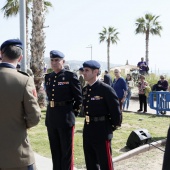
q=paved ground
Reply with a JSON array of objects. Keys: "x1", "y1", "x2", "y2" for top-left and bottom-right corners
[{"x1": 34, "y1": 97, "x2": 170, "y2": 170}]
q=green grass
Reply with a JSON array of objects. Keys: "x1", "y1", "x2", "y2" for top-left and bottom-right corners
[{"x1": 28, "y1": 111, "x2": 170, "y2": 167}]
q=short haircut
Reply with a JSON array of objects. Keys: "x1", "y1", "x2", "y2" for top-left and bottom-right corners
[{"x1": 1, "y1": 45, "x2": 22, "y2": 60}]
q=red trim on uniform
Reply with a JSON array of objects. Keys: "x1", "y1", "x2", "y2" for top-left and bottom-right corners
[
  {"x1": 71, "y1": 126, "x2": 74, "y2": 170},
  {"x1": 105, "y1": 140, "x2": 114, "y2": 170}
]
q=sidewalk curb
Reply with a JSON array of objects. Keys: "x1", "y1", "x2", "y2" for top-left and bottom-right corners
[
  {"x1": 112, "y1": 139, "x2": 166, "y2": 163},
  {"x1": 124, "y1": 110, "x2": 170, "y2": 117}
]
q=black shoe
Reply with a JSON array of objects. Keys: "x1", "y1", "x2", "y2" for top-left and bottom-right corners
[
  {"x1": 137, "y1": 109, "x2": 142, "y2": 112},
  {"x1": 143, "y1": 111, "x2": 147, "y2": 113}
]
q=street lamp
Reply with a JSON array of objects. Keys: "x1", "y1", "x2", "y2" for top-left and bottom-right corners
[
  {"x1": 19, "y1": 0, "x2": 26, "y2": 72},
  {"x1": 86, "y1": 44, "x2": 92, "y2": 60}
]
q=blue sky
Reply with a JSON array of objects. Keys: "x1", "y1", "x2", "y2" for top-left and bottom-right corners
[{"x1": 1, "y1": 0, "x2": 170, "y2": 73}]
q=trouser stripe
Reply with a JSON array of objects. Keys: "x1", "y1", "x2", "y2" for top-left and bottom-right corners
[{"x1": 105, "y1": 140, "x2": 114, "y2": 170}]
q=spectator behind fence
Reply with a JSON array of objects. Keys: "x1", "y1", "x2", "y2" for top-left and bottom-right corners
[
  {"x1": 137, "y1": 57, "x2": 148, "y2": 75},
  {"x1": 103, "y1": 70, "x2": 112, "y2": 86},
  {"x1": 112, "y1": 69, "x2": 127, "y2": 125},
  {"x1": 123, "y1": 74, "x2": 134, "y2": 111},
  {"x1": 137, "y1": 75, "x2": 148, "y2": 113},
  {"x1": 0, "y1": 39, "x2": 41, "y2": 170},
  {"x1": 152, "y1": 75, "x2": 168, "y2": 91}
]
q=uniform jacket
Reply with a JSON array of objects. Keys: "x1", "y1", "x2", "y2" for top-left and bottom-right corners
[
  {"x1": 45, "y1": 69, "x2": 82, "y2": 128},
  {"x1": 0, "y1": 64, "x2": 41, "y2": 168},
  {"x1": 82, "y1": 80, "x2": 121, "y2": 142}
]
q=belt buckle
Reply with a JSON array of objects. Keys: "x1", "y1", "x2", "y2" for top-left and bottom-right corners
[
  {"x1": 50, "y1": 101, "x2": 54, "y2": 107},
  {"x1": 85, "y1": 116, "x2": 90, "y2": 124}
]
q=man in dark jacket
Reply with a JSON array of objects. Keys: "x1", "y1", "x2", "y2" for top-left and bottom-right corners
[
  {"x1": 103, "y1": 70, "x2": 112, "y2": 86},
  {"x1": 162, "y1": 126, "x2": 170, "y2": 170},
  {"x1": 82, "y1": 60, "x2": 121, "y2": 170},
  {"x1": 45, "y1": 50, "x2": 82, "y2": 170}
]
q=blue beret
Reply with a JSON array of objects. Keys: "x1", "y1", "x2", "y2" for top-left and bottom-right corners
[
  {"x1": 0, "y1": 39, "x2": 23, "y2": 51},
  {"x1": 83, "y1": 60, "x2": 100, "y2": 69},
  {"x1": 79, "y1": 67, "x2": 84, "y2": 71},
  {"x1": 50, "y1": 50, "x2": 65, "y2": 58}
]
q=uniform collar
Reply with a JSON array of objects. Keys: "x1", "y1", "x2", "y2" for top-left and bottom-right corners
[{"x1": 0, "y1": 62, "x2": 16, "y2": 69}]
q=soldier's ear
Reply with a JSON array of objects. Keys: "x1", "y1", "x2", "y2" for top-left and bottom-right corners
[
  {"x1": 63, "y1": 59, "x2": 65, "y2": 64},
  {"x1": 18, "y1": 55, "x2": 23, "y2": 63}
]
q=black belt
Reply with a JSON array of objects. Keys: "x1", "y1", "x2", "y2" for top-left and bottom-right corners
[
  {"x1": 49, "y1": 100, "x2": 73, "y2": 107},
  {"x1": 85, "y1": 115, "x2": 106, "y2": 123}
]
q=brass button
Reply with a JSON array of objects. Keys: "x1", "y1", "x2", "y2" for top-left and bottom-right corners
[
  {"x1": 54, "y1": 80, "x2": 56, "y2": 82},
  {"x1": 52, "y1": 94, "x2": 54, "y2": 96},
  {"x1": 86, "y1": 112, "x2": 88, "y2": 114},
  {"x1": 86, "y1": 106, "x2": 88, "y2": 108},
  {"x1": 89, "y1": 89, "x2": 91, "y2": 91},
  {"x1": 52, "y1": 99, "x2": 54, "y2": 100},
  {"x1": 52, "y1": 89, "x2": 54, "y2": 91},
  {"x1": 87, "y1": 100, "x2": 89, "y2": 102},
  {"x1": 55, "y1": 76, "x2": 57, "y2": 78},
  {"x1": 53, "y1": 84, "x2": 55, "y2": 86},
  {"x1": 88, "y1": 95, "x2": 90, "y2": 97}
]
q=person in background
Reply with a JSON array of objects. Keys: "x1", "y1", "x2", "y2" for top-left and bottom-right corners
[
  {"x1": 162, "y1": 126, "x2": 170, "y2": 170},
  {"x1": 103, "y1": 70, "x2": 112, "y2": 86},
  {"x1": 44, "y1": 50, "x2": 82, "y2": 170},
  {"x1": 123, "y1": 74, "x2": 134, "y2": 111},
  {"x1": 0, "y1": 39, "x2": 41, "y2": 170},
  {"x1": 16, "y1": 63, "x2": 21, "y2": 71},
  {"x1": 137, "y1": 75, "x2": 148, "y2": 113},
  {"x1": 112, "y1": 69, "x2": 127, "y2": 125},
  {"x1": 78, "y1": 67, "x2": 85, "y2": 89},
  {"x1": 152, "y1": 75, "x2": 168, "y2": 91},
  {"x1": 137, "y1": 57, "x2": 148, "y2": 75},
  {"x1": 82, "y1": 60, "x2": 121, "y2": 170}
]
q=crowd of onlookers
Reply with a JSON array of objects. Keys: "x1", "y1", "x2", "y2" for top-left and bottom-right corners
[{"x1": 77, "y1": 57, "x2": 170, "y2": 116}]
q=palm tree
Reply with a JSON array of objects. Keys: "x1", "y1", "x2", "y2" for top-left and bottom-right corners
[
  {"x1": 30, "y1": 0, "x2": 46, "y2": 108},
  {"x1": 1, "y1": 0, "x2": 52, "y2": 107},
  {"x1": 1, "y1": 0, "x2": 52, "y2": 66},
  {"x1": 135, "y1": 13, "x2": 163, "y2": 65},
  {"x1": 99, "y1": 27, "x2": 119, "y2": 71}
]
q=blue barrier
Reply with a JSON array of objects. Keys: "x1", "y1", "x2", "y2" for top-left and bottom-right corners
[{"x1": 148, "y1": 91, "x2": 170, "y2": 115}]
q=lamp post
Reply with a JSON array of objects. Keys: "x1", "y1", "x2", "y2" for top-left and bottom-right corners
[
  {"x1": 86, "y1": 44, "x2": 92, "y2": 60},
  {"x1": 19, "y1": 0, "x2": 26, "y2": 72}
]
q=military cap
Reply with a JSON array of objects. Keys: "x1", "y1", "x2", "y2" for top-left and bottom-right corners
[
  {"x1": 79, "y1": 67, "x2": 84, "y2": 71},
  {"x1": 0, "y1": 39, "x2": 23, "y2": 51},
  {"x1": 50, "y1": 50, "x2": 65, "y2": 58},
  {"x1": 83, "y1": 60, "x2": 100, "y2": 69}
]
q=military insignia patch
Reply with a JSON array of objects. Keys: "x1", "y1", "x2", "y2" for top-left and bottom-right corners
[{"x1": 32, "y1": 89, "x2": 37, "y2": 98}]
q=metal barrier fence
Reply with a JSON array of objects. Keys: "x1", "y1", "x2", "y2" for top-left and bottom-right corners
[{"x1": 148, "y1": 91, "x2": 170, "y2": 115}]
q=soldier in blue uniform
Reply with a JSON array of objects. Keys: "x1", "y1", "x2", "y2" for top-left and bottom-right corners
[
  {"x1": 82, "y1": 60, "x2": 121, "y2": 170},
  {"x1": 44, "y1": 50, "x2": 82, "y2": 170}
]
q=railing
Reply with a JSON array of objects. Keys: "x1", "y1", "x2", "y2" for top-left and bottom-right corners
[{"x1": 148, "y1": 91, "x2": 170, "y2": 115}]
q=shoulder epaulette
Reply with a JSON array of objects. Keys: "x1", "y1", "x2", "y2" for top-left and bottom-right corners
[{"x1": 17, "y1": 70, "x2": 29, "y2": 76}]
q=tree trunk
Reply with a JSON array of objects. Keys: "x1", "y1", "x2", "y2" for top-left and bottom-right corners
[
  {"x1": 145, "y1": 31, "x2": 149, "y2": 65},
  {"x1": 30, "y1": 0, "x2": 46, "y2": 108}
]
